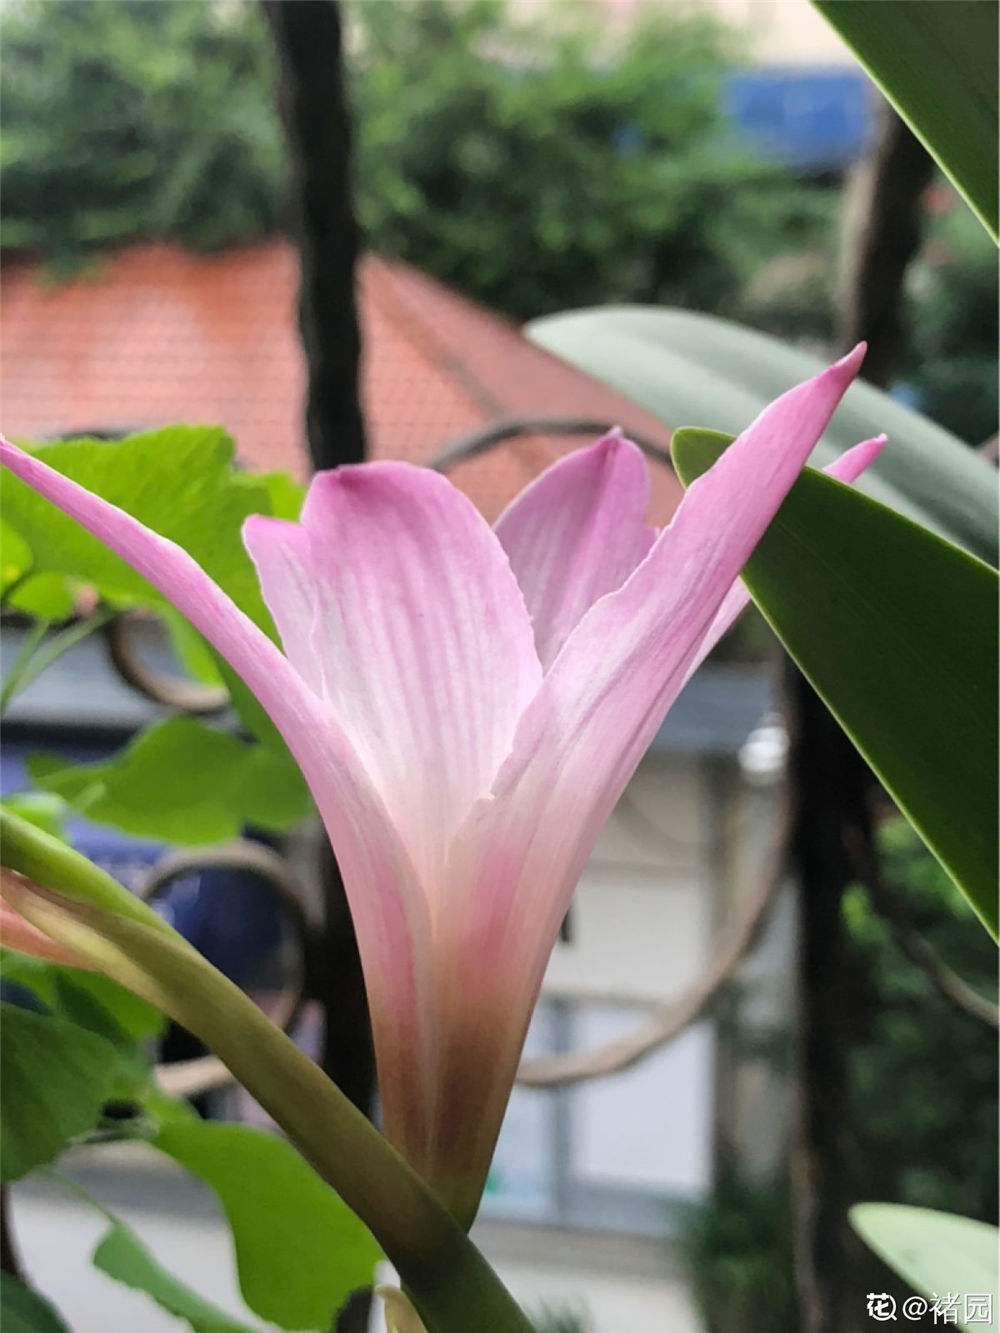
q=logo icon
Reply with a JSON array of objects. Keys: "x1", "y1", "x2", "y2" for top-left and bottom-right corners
[{"x1": 867, "y1": 1292, "x2": 897, "y2": 1322}]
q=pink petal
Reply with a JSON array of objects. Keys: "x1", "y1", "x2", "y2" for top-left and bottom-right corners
[
  {"x1": 0, "y1": 437, "x2": 434, "y2": 1158},
  {"x1": 246, "y1": 462, "x2": 541, "y2": 887},
  {"x1": 493, "y1": 431, "x2": 656, "y2": 670},
  {"x1": 682, "y1": 432, "x2": 889, "y2": 680},
  {"x1": 435, "y1": 348, "x2": 868, "y2": 1181}
]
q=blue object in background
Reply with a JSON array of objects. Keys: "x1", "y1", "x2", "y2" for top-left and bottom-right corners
[
  {"x1": 0, "y1": 743, "x2": 164, "y2": 889},
  {"x1": 155, "y1": 866, "x2": 288, "y2": 988},
  {"x1": 723, "y1": 67, "x2": 875, "y2": 170},
  {"x1": 2, "y1": 742, "x2": 287, "y2": 989}
]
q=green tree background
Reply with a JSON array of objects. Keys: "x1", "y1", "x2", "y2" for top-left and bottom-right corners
[
  {"x1": 3, "y1": 0, "x2": 994, "y2": 443},
  {"x1": 0, "y1": 0, "x2": 827, "y2": 317}
]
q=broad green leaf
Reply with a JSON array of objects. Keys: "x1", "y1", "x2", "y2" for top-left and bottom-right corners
[
  {"x1": 0, "y1": 428, "x2": 276, "y2": 629},
  {"x1": 93, "y1": 1218, "x2": 259, "y2": 1333},
  {"x1": 673, "y1": 432, "x2": 998, "y2": 937},
  {"x1": 0, "y1": 1003, "x2": 120, "y2": 1181},
  {"x1": 254, "y1": 470, "x2": 306, "y2": 521},
  {"x1": 812, "y1": 1, "x2": 999, "y2": 239},
  {"x1": 28, "y1": 715, "x2": 312, "y2": 843},
  {"x1": 527, "y1": 307, "x2": 998, "y2": 565},
  {"x1": 15, "y1": 965, "x2": 162, "y2": 1045},
  {"x1": 1, "y1": 430, "x2": 304, "y2": 757},
  {"x1": 154, "y1": 1119, "x2": 381, "y2": 1331},
  {"x1": 851, "y1": 1204, "x2": 999, "y2": 1328},
  {"x1": 0, "y1": 1274, "x2": 71, "y2": 1333},
  {"x1": 50, "y1": 972, "x2": 163, "y2": 1054},
  {"x1": 6, "y1": 573, "x2": 77, "y2": 621},
  {"x1": 0, "y1": 520, "x2": 32, "y2": 594}
]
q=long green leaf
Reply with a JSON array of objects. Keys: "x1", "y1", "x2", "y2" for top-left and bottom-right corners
[
  {"x1": 673, "y1": 431, "x2": 998, "y2": 937},
  {"x1": 851, "y1": 1205, "x2": 999, "y2": 1329},
  {"x1": 527, "y1": 307, "x2": 998, "y2": 565},
  {"x1": 812, "y1": 0, "x2": 999, "y2": 239}
]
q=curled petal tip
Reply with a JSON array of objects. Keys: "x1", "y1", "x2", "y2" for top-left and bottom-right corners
[
  {"x1": 826, "y1": 434, "x2": 888, "y2": 485},
  {"x1": 589, "y1": 425, "x2": 627, "y2": 456},
  {"x1": 838, "y1": 342, "x2": 867, "y2": 375}
]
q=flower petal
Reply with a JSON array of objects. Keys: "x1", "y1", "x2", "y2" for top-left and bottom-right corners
[
  {"x1": 0, "y1": 873, "x2": 95, "y2": 968},
  {"x1": 248, "y1": 462, "x2": 542, "y2": 886},
  {"x1": 493, "y1": 431, "x2": 656, "y2": 670},
  {"x1": 682, "y1": 432, "x2": 889, "y2": 681},
  {"x1": 434, "y1": 349, "x2": 868, "y2": 1189},
  {"x1": 0, "y1": 438, "x2": 434, "y2": 1163}
]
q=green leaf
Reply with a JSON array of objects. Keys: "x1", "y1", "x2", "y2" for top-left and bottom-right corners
[
  {"x1": 0, "y1": 520, "x2": 33, "y2": 595},
  {"x1": 0, "y1": 1003, "x2": 121, "y2": 1181},
  {"x1": 812, "y1": 1, "x2": 999, "y2": 240},
  {"x1": 672, "y1": 431, "x2": 999, "y2": 937},
  {"x1": 851, "y1": 1204, "x2": 999, "y2": 1327},
  {"x1": 56, "y1": 969, "x2": 165, "y2": 1043},
  {"x1": 28, "y1": 715, "x2": 312, "y2": 844},
  {"x1": 0, "y1": 1274, "x2": 71, "y2": 1333},
  {"x1": 154, "y1": 1119, "x2": 381, "y2": 1331},
  {"x1": 254, "y1": 470, "x2": 306, "y2": 521},
  {"x1": 5, "y1": 573, "x2": 78, "y2": 621},
  {"x1": 0, "y1": 428, "x2": 276, "y2": 629},
  {"x1": 2, "y1": 429, "x2": 307, "y2": 770},
  {"x1": 527, "y1": 307, "x2": 998, "y2": 565},
  {"x1": 93, "y1": 1217, "x2": 259, "y2": 1333},
  {"x1": 0, "y1": 792, "x2": 68, "y2": 841},
  {"x1": 1, "y1": 946, "x2": 161, "y2": 1113}
]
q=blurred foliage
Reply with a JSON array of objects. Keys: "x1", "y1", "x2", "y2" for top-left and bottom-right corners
[
  {"x1": 0, "y1": 0, "x2": 283, "y2": 271},
  {"x1": 348, "y1": 0, "x2": 833, "y2": 320},
  {"x1": 906, "y1": 206, "x2": 1000, "y2": 445},
  {"x1": 686, "y1": 818, "x2": 997, "y2": 1333},
  {"x1": 0, "y1": 948, "x2": 379, "y2": 1330},
  {"x1": 684, "y1": 1167, "x2": 799, "y2": 1333},
  {"x1": 1, "y1": 0, "x2": 831, "y2": 321},
  {"x1": 843, "y1": 817, "x2": 998, "y2": 1223},
  {"x1": 739, "y1": 193, "x2": 999, "y2": 446},
  {"x1": 7, "y1": 0, "x2": 991, "y2": 449},
  {"x1": 28, "y1": 716, "x2": 311, "y2": 844}
]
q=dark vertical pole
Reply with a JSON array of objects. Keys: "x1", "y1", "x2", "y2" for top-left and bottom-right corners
[
  {"x1": 264, "y1": 0, "x2": 367, "y2": 470},
  {"x1": 262, "y1": 0, "x2": 374, "y2": 1121},
  {"x1": 787, "y1": 685, "x2": 868, "y2": 1333},
  {"x1": 837, "y1": 104, "x2": 937, "y2": 386},
  {"x1": 789, "y1": 101, "x2": 933, "y2": 1333}
]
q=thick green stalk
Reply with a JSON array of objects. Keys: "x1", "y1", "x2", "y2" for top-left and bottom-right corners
[{"x1": 0, "y1": 811, "x2": 535, "y2": 1333}]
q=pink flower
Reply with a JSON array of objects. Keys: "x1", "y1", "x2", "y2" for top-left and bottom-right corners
[{"x1": 0, "y1": 347, "x2": 881, "y2": 1223}]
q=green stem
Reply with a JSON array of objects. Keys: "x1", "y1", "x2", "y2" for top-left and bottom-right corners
[
  {"x1": 0, "y1": 618, "x2": 50, "y2": 714},
  {"x1": 0, "y1": 608, "x2": 116, "y2": 714},
  {"x1": 0, "y1": 811, "x2": 535, "y2": 1333}
]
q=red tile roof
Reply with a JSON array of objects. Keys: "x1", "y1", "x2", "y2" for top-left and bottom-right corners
[{"x1": 2, "y1": 239, "x2": 681, "y2": 523}]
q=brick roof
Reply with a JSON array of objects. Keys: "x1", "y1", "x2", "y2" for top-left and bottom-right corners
[{"x1": 1, "y1": 239, "x2": 681, "y2": 523}]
